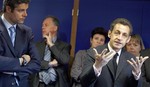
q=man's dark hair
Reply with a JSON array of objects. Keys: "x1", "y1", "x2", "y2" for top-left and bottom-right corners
[
  {"x1": 110, "y1": 18, "x2": 133, "y2": 35},
  {"x1": 45, "y1": 15, "x2": 60, "y2": 27},
  {"x1": 2, "y1": 0, "x2": 30, "y2": 12}
]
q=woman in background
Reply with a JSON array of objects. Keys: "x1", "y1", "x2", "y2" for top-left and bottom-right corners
[
  {"x1": 125, "y1": 34, "x2": 145, "y2": 57},
  {"x1": 70, "y1": 27, "x2": 107, "y2": 87}
]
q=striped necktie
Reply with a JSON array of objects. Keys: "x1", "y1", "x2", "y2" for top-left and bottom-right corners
[{"x1": 39, "y1": 45, "x2": 57, "y2": 84}]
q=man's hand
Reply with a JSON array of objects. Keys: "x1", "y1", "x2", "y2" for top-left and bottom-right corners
[
  {"x1": 127, "y1": 56, "x2": 149, "y2": 75},
  {"x1": 20, "y1": 54, "x2": 31, "y2": 65},
  {"x1": 43, "y1": 33, "x2": 54, "y2": 47},
  {"x1": 49, "y1": 59, "x2": 58, "y2": 67},
  {"x1": 93, "y1": 48, "x2": 116, "y2": 69}
]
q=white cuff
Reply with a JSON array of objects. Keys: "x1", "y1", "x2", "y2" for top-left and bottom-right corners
[
  {"x1": 93, "y1": 63, "x2": 102, "y2": 77},
  {"x1": 132, "y1": 70, "x2": 141, "y2": 80}
]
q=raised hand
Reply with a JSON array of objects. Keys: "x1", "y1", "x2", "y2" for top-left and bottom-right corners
[
  {"x1": 43, "y1": 32, "x2": 54, "y2": 47},
  {"x1": 127, "y1": 56, "x2": 149, "y2": 75},
  {"x1": 93, "y1": 48, "x2": 116, "y2": 69}
]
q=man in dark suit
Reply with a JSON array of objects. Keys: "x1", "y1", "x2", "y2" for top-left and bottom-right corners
[
  {"x1": 80, "y1": 18, "x2": 148, "y2": 87},
  {"x1": 0, "y1": 0, "x2": 40, "y2": 87},
  {"x1": 32, "y1": 15, "x2": 71, "y2": 87},
  {"x1": 140, "y1": 49, "x2": 150, "y2": 87}
]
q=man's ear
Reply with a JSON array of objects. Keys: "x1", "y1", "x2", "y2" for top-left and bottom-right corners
[
  {"x1": 6, "y1": 6, "x2": 12, "y2": 13},
  {"x1": 108, "y1": 30, "x2": 112, "y2": 38}
]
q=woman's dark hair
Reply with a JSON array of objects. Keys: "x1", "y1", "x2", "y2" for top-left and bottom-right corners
[{"x1": 91, "y1": 27, "x2": 108, "y2": 39}]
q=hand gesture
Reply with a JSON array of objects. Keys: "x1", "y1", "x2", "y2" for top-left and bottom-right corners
[
  {"x1": 93, "y1": 48, "x2": 116, "y2": 69},
  {"x1": 127, "y1": 56, "x2": 149, "y2": 75},
  {"x1": 43, "y1": 32, "x2": 54, "y2": 47}
]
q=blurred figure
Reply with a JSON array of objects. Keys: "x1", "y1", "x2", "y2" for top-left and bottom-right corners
[
  {"x1": 126, "y1": 34, "x2": 145, "y2": 57},
  {"x1": 140, "y1": 49, "x2": 150, "y2": 87},
  {"x1": 0, "y1": 0, "x2": 40, "y2": 87},
  {"x1": 33, "y1": 15, "x2": 71, "y2": 87},
  {"x1": 71, "y1": 27, "x2": 107, "y2": 87}
]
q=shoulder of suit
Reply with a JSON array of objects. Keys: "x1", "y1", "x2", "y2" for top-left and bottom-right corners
[
  {"x1": 57, "y1": 39, "x2": 70, "y2": 46},
  {"x1": 141, "y1": 49, "x2": 150, "y2": 56},
  {"x1": 122, "y1": 50, "x2": 135, "y2": 60},
  {"x1": 76, "y1": 50, "x2": 87, "y2": 55},
  {"x1": 17, "y1": 24, "x2": 31, "y2": 30}
]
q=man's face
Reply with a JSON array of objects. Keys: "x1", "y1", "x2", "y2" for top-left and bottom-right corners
[
  {"x1": 6, "y1": 3, "x2": 29, "y2": 24},
  {"x1": 108, "y1": 23, "x2": 131, "y2": 51},
  {"x1": 42, "y1": 18, "x2": 57, "y2": 36}
]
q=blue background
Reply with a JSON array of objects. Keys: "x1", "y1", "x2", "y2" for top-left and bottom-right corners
[{"x1": 0, "y1": 0, "x2": 150, "y2": 54}]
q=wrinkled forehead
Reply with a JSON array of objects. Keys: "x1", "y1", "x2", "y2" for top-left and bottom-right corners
[{"x1": 113, "y1": 24, "x2": 130, "y2": 35}]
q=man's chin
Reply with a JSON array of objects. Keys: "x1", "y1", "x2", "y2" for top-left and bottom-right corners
[{"x1": 113, "y1": 45, "x2": 122, "y2": 50}]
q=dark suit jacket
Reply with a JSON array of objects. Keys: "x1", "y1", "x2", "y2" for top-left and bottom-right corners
[
  {"x1": 140, "y1": 49, "x2": 150, "y2": 87},
  {"x1": 32, "y1": 39, "x2": 71, "y2": 87},
  {"x1": 0, "y1": 17, "x2": 40, "y2": 87},
  {"x1": 80, "y1": 44, "x2": 141, "y2": 87}
]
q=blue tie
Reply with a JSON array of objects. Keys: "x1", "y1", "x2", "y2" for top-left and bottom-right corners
[
  {"x1": 9, "y1": 26, "x2": 18, "y2": 86},
  {"x1": 44, "y1": 45, "x2": 51, "y2": 61},
  {"x1": 9, "y1": 26, "x2": 16, "y2": 46}
]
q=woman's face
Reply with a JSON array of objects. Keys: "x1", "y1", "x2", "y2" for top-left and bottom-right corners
[
  {"x1": 90, "y1": 34, "x2": 105, "y2": 48},
  {"x1": 126, "y1": 39, "x2": 141, "y2": 57}
]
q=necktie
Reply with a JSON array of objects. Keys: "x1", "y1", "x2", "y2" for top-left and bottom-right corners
[
  {"x1": 9, "y1": 26, "x2": 18, "y2": 85},
  {"x1": 39, "y1": 45, "x2": 57, "y2": 85},
  {"x1": 44, "y1": 45, "x2": 51, "y2": 61},
  {"x1": 113, "y1": 53, "x2": 118, "y2": 76},
  {"x1": 9, "y1": 26, "x2": 16, "y2": 46}
]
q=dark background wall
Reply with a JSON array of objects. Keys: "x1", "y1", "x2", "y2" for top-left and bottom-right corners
[{"x1": 0, "y1": 0, "x2": 150, "y2": 54}]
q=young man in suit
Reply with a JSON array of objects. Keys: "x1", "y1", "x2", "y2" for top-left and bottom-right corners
[
  {"x1": 33, "y1": 15, "x2": 71, "y2": 87},
  {"x1": 140, "y1": 49, "x2": 150, "y2": 87},
  {"x1": 80, "y1": 18, "x2": 148, "y2": 87},
  {"x1": 0, "y1": 0, "x2": 40, "y2": 87}
]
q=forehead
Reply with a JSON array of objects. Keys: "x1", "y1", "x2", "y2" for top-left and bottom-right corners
[
  {"x1": 113, "y1": 23, "x2": 130, "y2": 35},
  {"x1": 93, "y1": 34, "x2": 105, "y2": 38},
  {"x1": 15, "y1": 3, "x2": 29, "y2": 9},
  {"x1": 129, "y1": 38, "x2": 140, "y2": 44},
  {"x1": 43, "y1": 18, "x2": 53, "y2": 23}
]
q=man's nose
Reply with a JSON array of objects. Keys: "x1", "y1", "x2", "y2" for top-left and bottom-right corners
[{"x1": 23, "y1": 11, "x2": 27, "y2": 17}]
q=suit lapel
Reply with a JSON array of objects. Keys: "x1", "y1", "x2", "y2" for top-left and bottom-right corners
[
  {"x1": 86, "y1": 47, "x2": 97, "y2": 60},
  {"x1": 115, "y1": 50, "x2": 127, "y2": 80},
  {"x1": 0, "y1": 18, "x2": 16, "y2": 56},
  {"x1": 107, "y1": 58, "x2": 116, "y2": 79},
  {"x1": 37, "y1": 42, "x2": 46, "y2": 60}
]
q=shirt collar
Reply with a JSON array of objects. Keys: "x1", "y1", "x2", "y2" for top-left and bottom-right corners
[
  {"x1": 52, "y1": 36, "x2": 57, "y2": 43},
  {"x1": 1, "y1": 14, "x2": 17, "y2": 29}
]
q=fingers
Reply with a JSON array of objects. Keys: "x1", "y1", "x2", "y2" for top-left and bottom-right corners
[
  {"x1": 139, "y1": 56, "x2": 149, "y2": 64},
  {"x1": 127, "y1": 60, "x2": 133, "y2": 66},
  {"x1": 93, "y1": 48, "x2": 98, "y2": 55},
  {"x1": 127, "y1": 58, "x2": 137, "y2": 67},
  {"x1": 104, "y1": 51, "x2": 116, "y2": 61},
  {"x1": 127, "y1": 56, "x2": 149, "y2": 73},
  {"x1": 101, "y1": 48, "x2": 108, "y2": 56}
]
